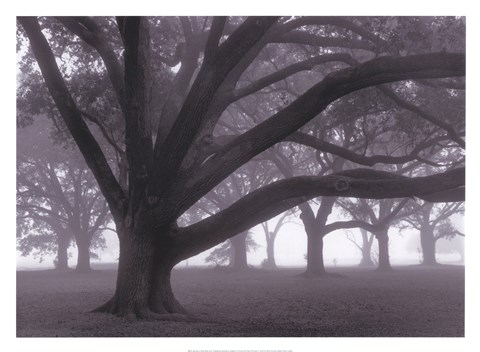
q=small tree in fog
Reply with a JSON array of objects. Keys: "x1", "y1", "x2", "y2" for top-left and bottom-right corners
[
  {"x1": 402, "y1": 201, "x2": 464, "y2": 265},
  {"x1": 339, "y1": 197, "x2": 415, "y2": 270},
  {"x1": 205, "y1": 230, "x2": 259, "y2": 269},
  {"x1": 259, "y1": 210, "x2": 294, "y2": 269},
  {"x1": 345, "y1": 228, "x2": 376, "y2": 267},
  {"x1": 17, "y1": 117, "x2": 110, "y2": 271},
  {"x1": 436, "y1": 234, "x2": 464, "y2": 263}
]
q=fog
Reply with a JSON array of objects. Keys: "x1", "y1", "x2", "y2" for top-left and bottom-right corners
[{"x1": 17, "y1": 212, "x2": 464, "y2": 270}]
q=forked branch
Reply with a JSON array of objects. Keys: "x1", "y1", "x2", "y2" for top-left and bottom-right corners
[{"x1": 18, "y1": 17, "x2": 126, "y2": 221}]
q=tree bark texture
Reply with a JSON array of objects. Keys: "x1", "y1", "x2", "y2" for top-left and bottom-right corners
[{"x1": 93, "y1": 216, "x2": 187, "y2": 318}]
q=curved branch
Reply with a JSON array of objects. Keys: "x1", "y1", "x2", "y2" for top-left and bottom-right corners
[
  {"x1": 359, "y1": 198, "x2": 378, "y2": 223},
  {"x1": 88, "y1": 201, "x2": 110, "y2": 236},
  {"x1": 323, "y1": 219, "x2": 384, "y2": 235},
  {"x1": 174, "y1": 167, "x2": 464, "y2": 260},
  {"x1": 275, "y1": 17, "x2": 388, "y2": 49},
  {"x1": 18, "y1": 17, "x2": 126, "y2": 221},
  {"x1": 177, "y1": 52, "x2": 465, "y2": 211},
  {"x1": 232, "y1": 53, "x2": 354, "y2": 101},
  {"x1": 55, "y1": 17, "x2": 125, "y2": 110},
  {"x1": 45, "y1": 164, "x2": 74, "y2": 217},
  {"x1": 80, "y1": 110, "x2": 124, "y2": 154},
  {"x1": 286, "y1": 132, "x2": 449, "y2": 167},
  {"x1": 273, "y1": 31, "x2": 376, "y2": 51},
  {"x1": 345, "y1": 231, "x2": 364, "y2": 251},
  {"x1": 17, "y1": 171, "x2": 69, "y2": 213},
  {"x1": 271, "y1": 211, "x2": 292, "y2": 235},
  {"x1": 377, "y1": 85, "x2": 465, "y2": 148},
  {"x1": 430, "y1": 202, "x2": 464, "y2": 226},
  {"x1": 148, "y1": 17, "x2": 279, "y2": 198},
  {"x1": 17, "y1": 203, "x2": 68, "y2": 222}
]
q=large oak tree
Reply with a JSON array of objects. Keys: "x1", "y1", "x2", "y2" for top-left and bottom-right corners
[{"x1": 17, "y1": 16, "x2": 465, "y2": 319}]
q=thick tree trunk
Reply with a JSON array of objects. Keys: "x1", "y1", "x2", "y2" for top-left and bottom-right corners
[
  {"x1": 56, "y1": 234, "x2": 70, "y2": 270},
  {"x1": 230, "y1": 231, "x2": 249, "y2": 271},
  {"x1": 264, "y1": 236, "x2": 277, "y2": 269},
  {"x1": 376, "y1": 230, "x2": 392, "y2": 271},
  {"x1": 75, "y1": 236, "x2": 92, "y2": 272},
  {"x1": 94, "y1": 230, "x2": 157, "y2": 317},
  {"x1": 93, "y1": 221, "x2": 187, "y2": 319},
  {"x1": 300, "y1": 198, "x2": 335, "y2": 276},
  {"x1": 420, "y1": 227, "x2": 437, "y2": 265},
  {"x1": 149, "y1": 263, "x2": 187, "y2": 314},
  {"x1": 305, "y1": 232, "x2": 326, "y2": 275}
]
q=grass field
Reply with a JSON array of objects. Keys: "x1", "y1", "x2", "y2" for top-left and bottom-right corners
[{"x1": 16, "y1": 265, "x2": 464, "y2": 337}]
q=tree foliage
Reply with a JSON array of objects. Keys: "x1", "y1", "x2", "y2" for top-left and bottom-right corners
[{"x1": 17, "y1": 116, "x2": 110, "y2": 270}]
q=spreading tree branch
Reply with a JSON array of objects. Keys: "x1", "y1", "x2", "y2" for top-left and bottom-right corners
[
  {"x1": 79, "y1": 110, "x2": 124, "y2": 154},
  {"x1": 176, "y1": 52, "x2": 465, "y2": 213},
  {"x1": 174, "y1": 167, "x2": 464, "y2": 260},
  {"x1": 232, "y1": 53, "x2": 353, "y2": 102},
  {"x1": 148, "y1": 17, "x2": 279, "y2": 199},
  {"x1": 275, "y1": 17, "x2": 389, "y2": 49},
  {"x1": 55, "y1": 17, "x2": 125, "y2": 110},
  {"x1": 273, "y1": 31, "x2": 376, "y2": 51},
  {"x1": 18, "y1": 16, "x2": 126, "y2": 222},
  {"x1": 286, "y1": 132, "x2": 450, "y2": 167},
  {"x1": 377, "y1": 85, "x2": 465, "y2": 148}
]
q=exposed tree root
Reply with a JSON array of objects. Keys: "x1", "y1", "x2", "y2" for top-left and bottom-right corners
[{"x1": 91, "y1": 296, "x2": 200, "y2": 321}]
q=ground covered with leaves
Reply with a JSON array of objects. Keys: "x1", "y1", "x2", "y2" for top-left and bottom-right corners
[{"x1": 16, "y1": 265, "x2": 464, "y2": 337}]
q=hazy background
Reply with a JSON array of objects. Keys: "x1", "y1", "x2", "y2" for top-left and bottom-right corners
[{"x1": 16, "y1": 210, "x2": 464, "y2": 270}]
